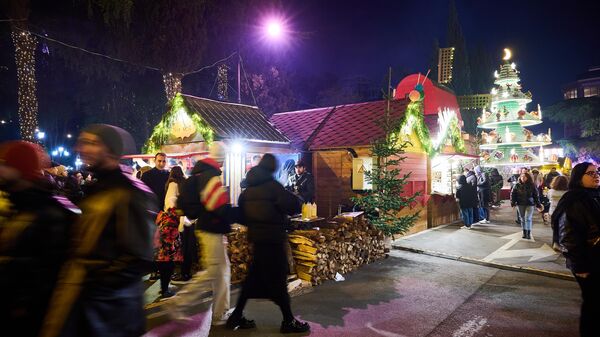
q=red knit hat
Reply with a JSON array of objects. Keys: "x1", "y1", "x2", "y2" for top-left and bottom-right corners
[{"x1": 0, "y1": 141, "x2": 50, "y2": 181}]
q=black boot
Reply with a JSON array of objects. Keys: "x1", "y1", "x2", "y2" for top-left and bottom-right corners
[
  {"x1": 526, "y1": 230, "x2": 531, "y2": 239},
  {"x1": 522, "y1": 230, "x2": 527, "y2": 239},
  {"x1": 280, "y1": 318, "x2": 310, "y2": 333}
]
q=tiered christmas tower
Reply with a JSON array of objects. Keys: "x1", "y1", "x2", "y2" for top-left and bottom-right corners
[{"x1": 477, "y1": 48, "x2": 554, "y2": 166}]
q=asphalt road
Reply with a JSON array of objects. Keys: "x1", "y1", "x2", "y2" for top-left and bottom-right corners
[{"x1": 145, "y1": 249, "x2": 581, "y2": 337}]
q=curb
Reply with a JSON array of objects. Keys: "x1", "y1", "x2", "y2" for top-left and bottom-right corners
[{"x1": 392, "y1": 244, "x2": 575, "y2": 282}]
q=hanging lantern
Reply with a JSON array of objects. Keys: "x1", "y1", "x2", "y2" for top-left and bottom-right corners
[
  {"x1": 409, "y1": 90, "x2": 421, "y2": 102},
  {"x1": 517, "y1": 110, "x2": 526, "y2": 119}
]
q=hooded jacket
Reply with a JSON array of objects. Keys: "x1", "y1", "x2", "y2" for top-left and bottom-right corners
[
  {"x1": 186, "y1": 159, "x2": 232, "y2": 234},
  {"x1": 456, "y1": 175, "x2": 479, "y2": 208},
  {"x1": 238, "y1": 165, "x2": 300, "y2": 244}
]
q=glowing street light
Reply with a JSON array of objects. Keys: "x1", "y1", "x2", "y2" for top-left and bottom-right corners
[
  {"x1": 37, "y1": 131, "x2": 45, "y2": 140},
  {"x1": 67, "y1": 133, "x2": 72, "y2": 138},
  {"x1": 266, "y1": 19, "x2": 284, "y2": 39}
]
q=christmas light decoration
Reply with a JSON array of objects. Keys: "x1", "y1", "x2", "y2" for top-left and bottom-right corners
[
  {"x1": 478, "y1": 48, "x2": 554, "y2": 166},
  {"x1": 217, "y1": 64, "x2": 229, "y2": 101},
  {"x1": 143, "y1": 93, "x2": 214, "y2": 154},
  {"x1": 162, "y1": 72, "x2": 182, "y2": 101},
  {"x1": 11, "y1": 30, "x2": 39, "y2": 142}
]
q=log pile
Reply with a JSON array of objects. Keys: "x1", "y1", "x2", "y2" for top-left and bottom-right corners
[
  {"x1": 226, "y1": 227, "x2": 252, "y2": 283},
  {"x1": 289, "y1": 213, "x2": 385, "y2": 285}
]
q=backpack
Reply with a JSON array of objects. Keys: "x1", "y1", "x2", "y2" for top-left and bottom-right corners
[{"x1": 176, "y1": 175, "x2": 205, "y2": 220}]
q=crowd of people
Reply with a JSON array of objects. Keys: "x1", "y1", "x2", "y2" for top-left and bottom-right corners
[
  {"x1": 0, "y1": 124, "x2": 311, "y2": 337},
  {"x1": 455, "y1": 165, "x2": 494, "y2": 229}
]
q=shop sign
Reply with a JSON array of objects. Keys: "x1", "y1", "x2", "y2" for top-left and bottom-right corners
[
  {"x1": 172, "y1": 108, "x2": 197, "y2": 139},
  {"x1": 352, "y1": 157, "x2": 373, "y2": 190}
]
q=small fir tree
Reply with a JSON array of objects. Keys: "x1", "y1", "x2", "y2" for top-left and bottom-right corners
[{"x1": 352, "y1": 77, "x2": 420, "y2": 236}]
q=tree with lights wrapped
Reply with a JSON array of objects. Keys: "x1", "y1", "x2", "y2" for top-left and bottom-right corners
[
  {"x1": 477, "y1": 48, "x2": 554, "y2": 167},
  {"x1": 4, "y1": 0, "x2": 39, "y2": 141}
]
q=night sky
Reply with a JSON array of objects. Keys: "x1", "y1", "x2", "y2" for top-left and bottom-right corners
[{"x1": 1, "y1": 0, "x2": 599, "y2": 142}]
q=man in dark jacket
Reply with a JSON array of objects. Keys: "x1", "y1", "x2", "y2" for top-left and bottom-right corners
[
  {"x1": 544, "y1": 167, "x2": 561, "y2": 187},
  {"x1": 41, "y1": 124, "x2": 156, "y2": 337},
  {"x1": 141, "y1": 152, "x2": 169, "y2": 211},
  {"x1": 475, "y1": 166, "x2": 491, "y2": 223},
  {"x1": 227, "y1": 154, "x2": 310, "y2": 333},
  {"x1": 0, "y1": 141, "x2": 77, "y2": 337},
  {"x1": 171, "y1": 156, "x2": 233, "y2": 326},
  {"x1": 286, "y1": 160, "x2": 315, "y2": 203}
]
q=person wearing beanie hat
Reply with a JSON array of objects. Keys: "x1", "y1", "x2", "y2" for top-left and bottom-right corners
[
  {"x1": 0, "y1": 141, "x2": 76, "y2": 337},
  {"x1": 40, "y1": 125, "x2": 156, "y2": 337},
  {"x1": 227, "y1": 153, "x2": 310, "y2": 333}
]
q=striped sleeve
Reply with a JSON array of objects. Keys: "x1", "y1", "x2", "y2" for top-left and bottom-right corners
[{"x1": 200, "y1": 176, "x2": 229, "y2": 211}]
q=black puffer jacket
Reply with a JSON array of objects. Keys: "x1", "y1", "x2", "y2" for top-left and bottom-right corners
[
  {"x1": 510, "y1": 182, "x2": 540, "y2": 207},
  {"x1": 455, "y1": 176, "x2": 479, "y2": 208},
  {"x1": 238, "y1": 165, "x2": 300, "y2": 244},
  {"x1": 552, "y1": 188, "x2": 600, "y2": 274}
]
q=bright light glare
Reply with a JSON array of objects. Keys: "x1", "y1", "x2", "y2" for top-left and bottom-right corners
[
  {"x1": 64, "y1": 151, "x2": 70, "y2": 157},
  {"x1": 37, "y1": 131, "x2": 45, "y2": 139},
  {"x1": 231, "y1": 142, "x2": 244, "y2": 154},
  {"x1": 266, "y1": 20, "x2": 284, "y2": 39},
  {"x1": 52, "y1": 150, "x2": 58, "y2": 156},
  {"x1": 58, "y1": 146, "x2": 64, "y2": 152}
]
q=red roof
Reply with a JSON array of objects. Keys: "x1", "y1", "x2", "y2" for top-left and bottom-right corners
[
  {"x1": 395, "y1": 74, "x2": 462, "y2": 121},
  {"x1": 270, "y1": 100, "x2": 409, "y2": 150},
  {"x1": 269, "y1": 107, "x2": 331, "y2": 149}
]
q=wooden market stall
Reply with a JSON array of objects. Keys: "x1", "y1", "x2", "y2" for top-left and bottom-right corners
[{"x1": 143, "y1": 93, "x2": 297, "y2": 204}]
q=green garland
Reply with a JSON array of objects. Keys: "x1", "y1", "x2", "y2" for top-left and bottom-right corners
[
  {"x1": 394, "y1": 101, "x2": 465, "y2": 156},
  {"x1": 143, "y1": 93, "x2": 214, "y2": 154}
]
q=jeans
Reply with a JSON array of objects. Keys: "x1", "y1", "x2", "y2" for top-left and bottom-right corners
[
  {"x1": 517, "y1": 205, "x2": 534, "y2": 230},
  {"x1": 460, "y1": 208, "x2": 473, "y2": 226},
  {"x1": 171, "y1": 230, "x2": 231, "y2": 320},
  {"x1": 479, "y1": 207, "x2": 489, "y2": 221}
]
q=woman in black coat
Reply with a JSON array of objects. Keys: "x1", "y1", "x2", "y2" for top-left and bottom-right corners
[
  {"x1": 552, "y1": 162, "x2": 600, "y2": 337},
  {"x1": 456, "y1": 175, "x2": 479, "y2": 228},
  {"x1": 226, "y1": 154, "x2": 310, "y2": 333},
  {"x1": 510, "y1": 172, "x2": 542, "y2": 239}
]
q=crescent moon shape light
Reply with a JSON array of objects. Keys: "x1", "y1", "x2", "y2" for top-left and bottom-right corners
[{"x1": 503, "y1": 48, "x2": 512, "y2": 60}]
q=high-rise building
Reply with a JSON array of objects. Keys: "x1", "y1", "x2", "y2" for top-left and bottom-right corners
[
  {"x1": 562, "y1": 67, "x2": 600, "y2": 100},
  {"x1": 438, "y1": 47, "x2": 455, "y2": 84}
]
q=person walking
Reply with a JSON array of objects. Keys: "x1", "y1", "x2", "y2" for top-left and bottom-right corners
[
  {"x1": 510, "y1": 172, "x2": 542, "y2": 240},
  {"x1": 464, "y1": 168, "x2": 479, "y2": 223},
  {"x1": 509, "y1": 167, "x2": 529, "y2": 224},
  {"x1": 40, "y1": 124, "x2": 156, "y2": 337},
  {"x1": 456, "y1": 175, "x2": 478, "y2": 229},
  {"x1": 548, "y1": 175, "x2": 569, "y2": 251},
  {"x1": 170, "y1": 155, "x2": 234, "y2": 326},
  {"x1": 154, "y1": 166, "x2": 186, "y2": 299},
  {"x1": 552, "y1": 162, "x2": 600, "y2": 337},
  {"x1": 227, "y1": 154, "x2": 310, "y2": 333},
  {"x1": 0, "y1": 141, "x2": 77, "y2": 337},
  {"x1": 474, "y1": 166, "x2": 491, "y2": 223}
]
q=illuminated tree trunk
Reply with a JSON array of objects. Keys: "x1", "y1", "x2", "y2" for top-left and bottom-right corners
[
  {"x1": 162, "y1": 72, "x2": 182, "y2": 102},
  {"x1": 11, "y1": 28, "x2": 39, "y2": 142}
]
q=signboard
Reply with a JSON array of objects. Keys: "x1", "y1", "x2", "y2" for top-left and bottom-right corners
[{"x1": 352, "y1": 157, "x2": 373, "y2": 190}]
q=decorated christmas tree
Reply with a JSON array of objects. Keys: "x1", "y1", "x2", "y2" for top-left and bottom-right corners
[{"x1": 477, "y1": 48, "x2": 554, "y2": 166}]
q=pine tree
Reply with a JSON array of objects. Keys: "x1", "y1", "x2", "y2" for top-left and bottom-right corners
[
  {"x1": 446, "y1": 0, "x2": 472, "y2": 95},
  {"x1": 352, "y1": 70, "x2": 420, "y2": 236}
]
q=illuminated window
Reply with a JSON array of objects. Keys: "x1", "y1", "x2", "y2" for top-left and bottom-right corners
[
  {"x1": 564, "y1": 89, "x2": 577, "y2": 99},
  {"x1": 583, "y1": 86, "x2": 599, "y2": 97}
]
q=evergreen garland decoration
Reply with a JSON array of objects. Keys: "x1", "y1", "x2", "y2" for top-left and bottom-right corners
[
  {"x1": 143, "y1": 93, "x2": 214, "y2": 154},
  {"x1": 395, "y1": 101, "x2": 465, "y2": 156}
]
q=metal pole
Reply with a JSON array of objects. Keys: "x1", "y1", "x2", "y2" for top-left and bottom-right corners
[{"x1": 237, "y1": 53, "x2": 241, "y2": 103}]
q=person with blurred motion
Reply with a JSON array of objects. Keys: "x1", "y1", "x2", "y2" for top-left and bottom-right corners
[
  {"x1": 0, "y1": 141, "x2": 77, "y2": 337},
  {"x1": 227, "y1": 154, "x2": 310, "y2": 333},
  {"x1": 545, "y1": 166, "x2": 561, "y2": 187},
  {"x1": 474, "y1": 166, "x2": 491, "y2": 223},
  {"x1": 170, "y1": 152, "x2": 234, "y2": 326},
  {"x1": 40, "y1": 124, "x2": 156, "y2": 337},
  {"x1": 511, "y1": 172, "x2": 542, "y2": 240},
  {"x1": 552, "y1": 162, "x2": 600, "y2": 337},
  {"x1": 548, "y1": 175, "x2": 569, "y2": 251},
  {"x1": 141, "y1": 152, "x2": 169, "y2": 211}
]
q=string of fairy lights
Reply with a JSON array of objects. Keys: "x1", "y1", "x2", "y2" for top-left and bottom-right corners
[
  {"x1": 11, "y1": 30, "x2": 39, "y2": 142},
  {"x1": 4, "y1": 24, "x2": 239, "y2": 140}
]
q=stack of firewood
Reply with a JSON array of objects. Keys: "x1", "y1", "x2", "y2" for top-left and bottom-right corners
[
  {"x1": 226, "y1": 227, "x2": 252, "y2": 283},
  {"x1": 288, "y1": 214, "x2": 385, "y2": 285}
]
